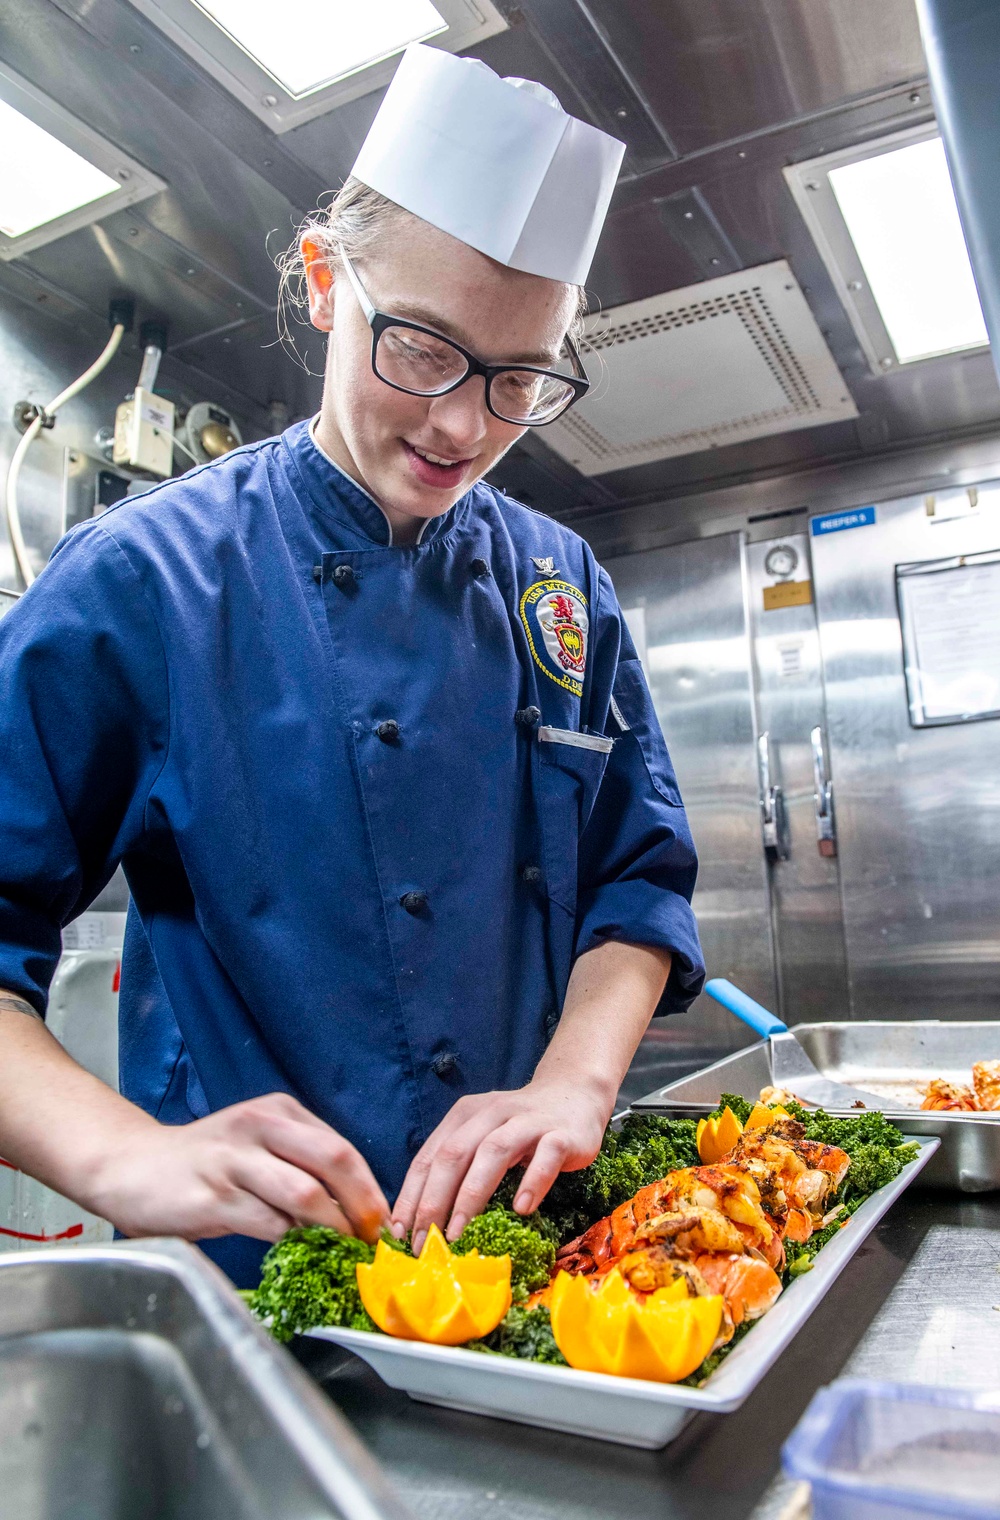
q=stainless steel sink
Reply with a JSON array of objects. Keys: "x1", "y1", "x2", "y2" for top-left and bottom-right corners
[{"x1": 0, "y1": 1238, "x2": 412, "y2": 1520}]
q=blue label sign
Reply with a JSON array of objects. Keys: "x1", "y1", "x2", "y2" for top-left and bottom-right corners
[{"x1": 811, "y1": 506, "x2": 876, "y2": 536}]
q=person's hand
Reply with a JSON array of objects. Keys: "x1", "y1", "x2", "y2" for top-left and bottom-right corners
[
  {"x1": 83, "y1": 1093, "x2": 390, "y2": 1244},
  {"x1": 391, "y1": 1078, "x2": 611, "y2": 1252}
]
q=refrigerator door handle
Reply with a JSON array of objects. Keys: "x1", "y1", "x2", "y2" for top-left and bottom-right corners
[
  {"x1": 757, "y1": 730, "x2": 789, "y2": 863},
  {"x1": 811, "y1": 723, "x2": 837, "y2": 858}
]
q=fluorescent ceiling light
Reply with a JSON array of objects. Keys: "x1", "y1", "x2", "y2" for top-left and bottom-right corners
[
  {"x1": 828, "y1": 137, "x2": 987, "y2": 364},
  {"x1": 128, "y1": 0, "x2": 507, "y2": 132},
  {"x1": 0, "y1": 97, "x2": 119, "y2": 239},
  {"x1": 193, "y1": 0, "x2": 447, "y2": 98},
  {"x1": 0, "y1": 62, "x2": 167, "y2": 261},
  {"x1": 784, "y1": 124, "x2": 990, "y2": 374}
]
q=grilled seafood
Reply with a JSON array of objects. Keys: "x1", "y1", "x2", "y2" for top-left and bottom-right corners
[
  {"x1": 921, "y1": 1078, "x2": 979, "y2": 1111},
  {"x1": 727, "y1": 1119, "x2": 849, "y2": 1223},
  {"x1": 972, "y1": 1061, "x2": 1000, "y2": 1111},
  {"x1": 616, "y1": 1242, "x2": 715, "y2": 1298},
  {"x1": 615, "y1": 1246, "x2": 734, "y2": 1347},
  {"x1": 586, "y1": 1228, "x2": 782, "y2": 1337},
  {"x1": 919, "y1": 1063, "x2": 1000, "y2": 1112},
  {"x1": 555, "y1": 1164, "x2": 774, "y2": 1275},
  {"x1": 538, "y1": 1105, "x2": 857, "y2": 1364},
  {"x1": 691, "y1": 1251, "x2": 783, "y2": 1327},
  {"x1": 633, "y1": 1207, "x2": 748, "y2": 1258}
]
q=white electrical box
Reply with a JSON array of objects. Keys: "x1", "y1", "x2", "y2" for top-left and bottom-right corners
[{"x1": 113, "y1": 386, "x2": 175, "y2": 477}]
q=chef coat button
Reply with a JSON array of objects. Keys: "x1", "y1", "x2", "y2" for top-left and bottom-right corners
[
  {"x1": 515, "y1": 705, "x2": 541, "y2": 728},
  {"x1": 332, "y1": 563, "x2": 356, "y2": 590},
  {"x1": 376, "y1": 719, "x2": 400, "y2": 743},
  {"x1": 400, "y1": 890, "x2": 428, "y2": 915},
  {"x1": 470, "y1": 557, "x2": 489, "y2": 578},
  {"x1": 521, "y1": 864, "x2": 542, "y2": 885},
  {"x1": 311, "y1": 564, "x2": 323, "y2": 583},
  {"x1": 432, "y1": 1052, "x2": 458, "y2": 1078}
]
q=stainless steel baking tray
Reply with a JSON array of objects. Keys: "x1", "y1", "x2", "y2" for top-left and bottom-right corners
[
  {"x1": 632, "y1": 1021, "x2": 1000, "y2": 1192},
  {"x1": 307, "y1": 1137, "x2": 937, "y2": 1450}
]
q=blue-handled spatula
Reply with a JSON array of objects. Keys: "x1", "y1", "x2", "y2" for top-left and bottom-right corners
[{"x1": 704, "y1": 979, "x2": 883, "y2": 1110}]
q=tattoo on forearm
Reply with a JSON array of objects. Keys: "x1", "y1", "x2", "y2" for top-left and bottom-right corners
[{"x1": 0, "y1": 994, "x2": 42, "y2": 1021}]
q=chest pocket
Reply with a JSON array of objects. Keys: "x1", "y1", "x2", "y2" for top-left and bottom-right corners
[{"x1": 532, "y1": 727, "x2": 613, "y2": 917}]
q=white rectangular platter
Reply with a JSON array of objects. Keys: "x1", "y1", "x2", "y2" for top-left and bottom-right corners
[{"x1": 307, "y1": 1136, "x2": 938, "y2": 1449}]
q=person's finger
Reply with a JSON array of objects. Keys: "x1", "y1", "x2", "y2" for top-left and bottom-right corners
[
  {"x1": 392, "y1": 1099, "x2": 495, "y2": 1236},
  {"x1": 444, "y1": 1118, "x2": 543, "y2": 1240},
  {"x1": 410, "y1": 1112, "x2": 525, "y2": 1248},
  {"x1": 247, "y1": 1103, "x2": 390, "y2": 1242},
  {"x1": 509, "y1": 1131, "x2": 575, "y2": 1217},
  {"x1": 231, "y1": 1150, "x2": 354, "y2": 1235},
  {"x1": 390, "y1": 1123, "x2": 453, "y2": 1235},
  {"x1": 203, "y1": 1192, "x2": 294, "y2": 1243}
]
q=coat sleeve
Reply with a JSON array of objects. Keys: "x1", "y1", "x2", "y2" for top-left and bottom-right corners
[
  {"x1": 575, "y1": 568, "x2": 706, "y2": 1013},
  {"x1": 0, "y1": 522, "x2": 168, "y2": 1013}
]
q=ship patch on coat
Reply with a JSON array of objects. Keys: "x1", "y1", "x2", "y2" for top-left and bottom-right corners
[{"x1": 520, "y1": 579, "x2": 589, "y2": 696}]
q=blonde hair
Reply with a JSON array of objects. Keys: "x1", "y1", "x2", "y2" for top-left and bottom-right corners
[{"x1": 275, "y1": 177, "x2": 589, "y2": 373}]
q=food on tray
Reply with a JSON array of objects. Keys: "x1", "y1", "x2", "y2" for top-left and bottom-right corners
[
  {"x1": 547, "y1": 1265, "x2": 724, "y2": 1382},
  {"x1": 974, "y1": 1061, "x2": 1000, "y2": 1108},
  {"x1": 356, "y1": 1223, "x2": 511, "y2": 1344},
  {"x1": 920, "y1": 1079, "x2": 977, "y2": 1111},
  {"x1": 920, "y1": 1060, "x2": 1000, "y2": 1111},
  {"x1": 248, "y1": 1099, "x2": 918, "y2": 1388},
  {"x1": 250, "y1": 1207, "x2": 552, "y2": 1343}
]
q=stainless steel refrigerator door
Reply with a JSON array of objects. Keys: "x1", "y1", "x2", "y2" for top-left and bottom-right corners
[
  {"x1": 606, "y1": 531, "x2": 777, "y2": 1060},
  {"x1": 811, "y1": 482, "x2": 1000, "y2": 1020},
  {"x1": 746, "y1": 534, "x2": 851, "y2": 1023}
]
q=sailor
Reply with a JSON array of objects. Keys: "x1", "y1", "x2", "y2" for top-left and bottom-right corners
[{"x1": 0, "y1": 45, "x2": 705, "y2": 1286}]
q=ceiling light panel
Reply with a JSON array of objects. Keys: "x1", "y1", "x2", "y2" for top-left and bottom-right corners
[
  {"x1": 193, "y1": 0, "x2": 447, "y2": 99},
  {"x1": 0, "y1": 63, "x2": 166, "y2": 262},
  {"x1": 128, "y1": 0, "x2": 508, "y2": 132},
  {"x1": 785, "y1": 124, "x2": 989, "y2": 374}
]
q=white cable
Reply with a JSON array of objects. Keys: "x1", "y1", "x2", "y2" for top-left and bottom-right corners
[
  {"x1": 4, "y1": 323, "x2": 126, "y2": 588},
  {"x1": 171, "y1": 431, "x2": 200, "y2": 465}
]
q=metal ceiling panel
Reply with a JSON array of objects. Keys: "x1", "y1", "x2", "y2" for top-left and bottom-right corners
[
  {"x1": 584, "y1": 0, "x2": 927, "y2": 156},
  {"x1": 544, "y1": 261, "x2": 856, "y2": 474}
]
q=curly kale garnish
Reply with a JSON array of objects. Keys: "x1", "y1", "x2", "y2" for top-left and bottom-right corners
[
  {"x1": 467, "y1": 1305, "x2": 567, "y2": 1366},
  {"x1": 714, "y1": 1092, "x2": 755, "y2": 1125},
  {"x1": 451, "y1": 1209, "x2": 555, "y2": 1302},
  {"x1": 247, "y1": 1227, "x2": 377, "y2": 1342},
  {"x1": 490, "y1": 1113, "x2": 700, "y2": 1246},
  {"x1": 248, "y1": 1211, "x2": 555, "y2": 1340}
]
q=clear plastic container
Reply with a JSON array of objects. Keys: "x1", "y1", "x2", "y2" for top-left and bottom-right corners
[{"x1": 782, "y1": 1380, "x2": 1000, "y2": 1520}]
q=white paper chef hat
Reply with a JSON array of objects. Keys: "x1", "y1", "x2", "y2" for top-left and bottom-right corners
[{"x1": 351, "y1": 44, "x2": 625, "y2": 286}]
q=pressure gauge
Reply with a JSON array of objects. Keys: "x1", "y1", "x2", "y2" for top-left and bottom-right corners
[{"x1": 764, "y1": 544, "x2": 799, "y2": 580}]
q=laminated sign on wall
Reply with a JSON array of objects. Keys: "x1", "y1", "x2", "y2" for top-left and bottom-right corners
[{"x1": 896, "y1": 549, "x2": 1000, "y2": 726}]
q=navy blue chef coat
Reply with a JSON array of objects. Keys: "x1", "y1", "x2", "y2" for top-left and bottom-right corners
[{"x1": 0, "y1": 419, "x2": 704, "y2": 1285}]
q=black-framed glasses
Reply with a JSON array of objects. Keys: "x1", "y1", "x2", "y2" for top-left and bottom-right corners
[{"x1": 339, "y1": 248, "x2": 590, "y2": 427}]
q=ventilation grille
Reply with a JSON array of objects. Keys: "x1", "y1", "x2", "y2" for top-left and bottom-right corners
[{"x1": 545, "y1": 260, "x2": 857, "y2": 476}]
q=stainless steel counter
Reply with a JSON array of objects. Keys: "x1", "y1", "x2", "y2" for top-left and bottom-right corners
[{"x1": 296, "y1": 1194, "x2": 1000, "y2": 1520}]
